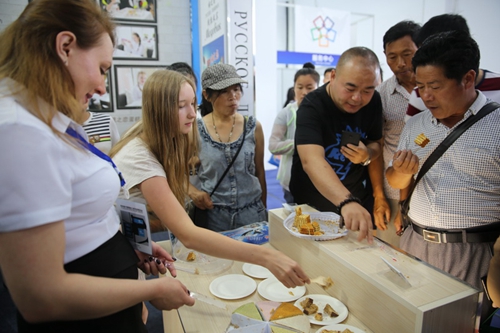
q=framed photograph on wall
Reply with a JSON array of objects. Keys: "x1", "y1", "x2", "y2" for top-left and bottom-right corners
[
  {"x1": 114, "y1": 24, "x2": 158, "y2": 60},
  {"x1": 87, "y1": 71, "x2": 113, "y2": 112},
  {"x1": 100, "y1": 0, "x2": 157, "y2": 23},
  {"x1": 114, "y1": 65, "x2": 161, "y2": 109}
]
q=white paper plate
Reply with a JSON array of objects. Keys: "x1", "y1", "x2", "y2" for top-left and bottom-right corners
[
  {"x1": 294, "y1": 294, "x2": 348, "y2": 325},
  {"x1": 257, "y1": 276, "x2": 306, "y2": 302},
  {"x1": 209, "y1": 274, "x2": 256, "y2": 300},
  {"x1": 242, "y1": 263, "x2": 274, "y2": 279},
  {"x1": 172, "y1": 240, "x2": 233, "y2": 274},
  {"x1": 283, "y1": 212, "x2": 347, "y2": 241},
  {"x1": 315, "y1": 324, "x2": 364, "y2": 333}
]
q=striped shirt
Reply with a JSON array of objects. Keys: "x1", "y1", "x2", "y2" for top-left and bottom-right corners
[
  {"x1": 82, "y1": 112, "x2": 120, "y2": 154},
  {"x1": 376, "y1": 75, "x2": 411, "y2": 200},
  {"x1": 406, "y1": 69, "x2": 500, "y2": 121},
  {"x1": 397, "y1": 91, "x2": 500, "y2": 229}
]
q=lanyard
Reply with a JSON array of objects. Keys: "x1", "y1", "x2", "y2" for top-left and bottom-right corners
[{"x1": 66, "y1": 127, "x2": 126, "y2": 187}]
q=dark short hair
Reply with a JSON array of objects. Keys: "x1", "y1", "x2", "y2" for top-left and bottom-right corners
[
  {"x1": 167, "y1": 62, "x2": 197, "y2": 86},
  {"x1": 412, "y1": 30, "x2": 479, "y2": 83},
  {"x1": 416, "y1": 14, "x2": 470, "y2": 46},
  {"x1": 294, "y1": 62, "x2": 320, "y2": 84},
  {"x1": 383, "y1": 20, "x2": 421, "y2": 50},
  {"x1": 324, "y1": 67, "x2": 335, "y2": 75}
]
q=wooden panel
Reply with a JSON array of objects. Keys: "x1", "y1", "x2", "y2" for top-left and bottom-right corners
[{"x1": 269, "y1": 206, "x2": 480, "y2": 333}]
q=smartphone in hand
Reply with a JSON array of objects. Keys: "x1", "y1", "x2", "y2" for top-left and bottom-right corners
[{"x1": 340, "y1": 131, "x2": 361, "y2": 147}]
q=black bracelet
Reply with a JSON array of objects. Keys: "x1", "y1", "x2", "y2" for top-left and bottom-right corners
[{"x1": 337, "y1": 194, "x2": 362, "y2": 216}]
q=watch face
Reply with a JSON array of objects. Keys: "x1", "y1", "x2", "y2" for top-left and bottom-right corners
[{"x1": 363, "y1": 158, "x2": 371, "y2": 166}]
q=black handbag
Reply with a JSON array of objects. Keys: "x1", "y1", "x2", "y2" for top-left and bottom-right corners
[
  {"x1": 400, "y1": 102, "x2": 500, "y2": 228},
  {"x1": 190, "y1": 117, "x2": 247, "y2": 228}
]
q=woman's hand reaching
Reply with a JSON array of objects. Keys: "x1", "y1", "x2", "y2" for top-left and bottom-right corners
[{"x1": 262, "y1": 248, "x2": 310, "y2": 288}]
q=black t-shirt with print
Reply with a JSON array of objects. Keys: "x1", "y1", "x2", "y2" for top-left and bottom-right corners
[{"x1": 289, "y1": 84, "x2": 383, "y2": 212}]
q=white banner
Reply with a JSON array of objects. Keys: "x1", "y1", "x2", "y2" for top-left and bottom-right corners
[
  {"x1": 227, "y1": 0, "x2": 254, "y2": 116},
  {"x1": 294, "y1": 6, "x2": 350, "y2": 55},
  {"x1": 199, "y1": 0, "x2": 227, "y2": 46}
]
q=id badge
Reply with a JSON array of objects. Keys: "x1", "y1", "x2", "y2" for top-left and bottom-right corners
[{"x1": 115, "y1": 198, "x2": 153, "y2": 255}]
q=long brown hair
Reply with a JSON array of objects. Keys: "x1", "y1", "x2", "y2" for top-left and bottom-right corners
[
  {"x1": 110, "y1": 70, "x2": 199, "y2": 206},
  {"x1": 0, "y1": 0, "x2": 115, "y2": 128}
]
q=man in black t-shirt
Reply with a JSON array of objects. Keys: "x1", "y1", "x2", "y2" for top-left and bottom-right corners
[{"x1": 290, "y1": 47, "x2": 390, "y2": 242}]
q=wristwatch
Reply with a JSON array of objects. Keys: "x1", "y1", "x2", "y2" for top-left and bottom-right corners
[{"x1": 361, "y1": 157, "x2": 371, "y2": 166}]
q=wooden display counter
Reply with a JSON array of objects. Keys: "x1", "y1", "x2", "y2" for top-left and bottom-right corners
[
  {"x1": 161, "y1": 205, "x2": 480, "y2": 332},
  {"x1": 161, "y1": 242, "x2": 371, "y2": 332},
  {"x1": 269, "y1": 206, "x2": 481, "y2": 333}
]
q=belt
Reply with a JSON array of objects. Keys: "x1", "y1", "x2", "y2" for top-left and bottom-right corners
[{"x1": 411, "y1": 222, "x2": 500, "y2": 244}]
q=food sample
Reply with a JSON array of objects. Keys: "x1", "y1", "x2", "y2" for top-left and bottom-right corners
[
  {"x1": 302, "y1": 304, "x2": 318, "y2": 315},
  {"x1": 228, "y1": 301, "x2": 310, "y2": 332},
  {"x1": 323, "y1": 304, "x2": 339, "y2": 317},
  {"x1": 299, "y1": 223, "x2": 315, "y2": 235},
  {"x1": 186, "y1": 251, "x2": 196, "y2": 261},
  {"x1": 300, "y1": 297, "x2": 313, "y2": 309},
  {"x1": 414, "y1": 133, "x2": 430, "y2": 147},
  {"x1": 294, "y1": 213, "x2": 311, "y2": 229},
  {"x1": 314, "y1": 312, "x2": 323, "y2": 321},
  {"x1": 321, "y1": 330, "x2": 353, "y2": 333}
]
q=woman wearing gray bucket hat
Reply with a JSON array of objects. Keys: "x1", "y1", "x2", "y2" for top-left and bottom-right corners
[{"x1": 188, "y1": 64, "x2": 268, "y2": 232}]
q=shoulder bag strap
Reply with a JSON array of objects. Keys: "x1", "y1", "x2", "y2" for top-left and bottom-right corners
[
  {"x1": 209, "y1": 116, "x2": 247, "y2": 196},
  {"x1": 403, "y1": 101, "x2": 499, "y2": 210}
]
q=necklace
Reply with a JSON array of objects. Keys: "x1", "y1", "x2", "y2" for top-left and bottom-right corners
[{"x1": 212, "y1": 113, "x2": 236, "y2": 143}]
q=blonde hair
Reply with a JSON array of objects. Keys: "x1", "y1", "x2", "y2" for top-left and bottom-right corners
[
  {"x1": 110, "y1": 70, "x2": 199, "y2": 206},
  {"x1": 0, "y1": 0, "x2": 115, "y2": 129}
]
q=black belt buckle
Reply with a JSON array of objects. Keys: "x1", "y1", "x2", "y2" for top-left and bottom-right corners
[{"x1": 422, "y1": 229, "x2": 446, "y2": 243}]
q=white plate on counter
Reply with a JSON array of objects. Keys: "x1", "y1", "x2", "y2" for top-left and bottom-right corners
[
  {"x1": 209, "y1": 274, "x2": 256, "y2": 300},
  {"x1": 294, "y1": 294, "x2": 348, "y2": 325},
  {"x1": 315, "y1": 324, "x2": 364, "y2": 333},
  {"x1": 242, "y1": 263, "x2": 274, "y2": 279},
  {"x1": 283, "y1": 212, "x2": 347, "y2": 241},
  {"x1": 257, "y1": 276, "x2": 306, "y2": 302}
]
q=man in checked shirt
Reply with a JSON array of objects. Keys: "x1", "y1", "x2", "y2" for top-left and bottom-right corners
[{"x1": 386, "y1": 31, "x2": 500, "y2": 303}]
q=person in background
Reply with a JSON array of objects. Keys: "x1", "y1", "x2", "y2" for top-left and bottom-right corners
[
  {"x1": 188, "y1": 64, "x2": 267, "y2": 232},
  {"x1": 406, "y1": 14, "x2": 500, "y2": 121},
  {"x1": 131, "y1": 70, "x2": 147, "y2": 104},
  {"x1": 167, "y1": 62, "x2": 197, "y2": 87},
  {"x1": 375, "y1": 20, "x2": 420, "y2": 245},
  {"x1": 110, "y1": 69, "x2": 310, "y2": 288},
  {"x1": 323, "y1": 67, "x2": 334, "y2": 84},
  {"x1": 290, "y1": 47, "x2": 389, "y2": 243},
  {"x1": 283, "y1": 86, "x2": 295, "y2": 108},
  {"x1": 82, "y1": 111, "x2": 120, "y2": 154},
  {"x1": 386, "y1": 30, "x2": 500, "y2": 301},
  {"x1": 0, "y1": 1, "x2": 194, "y2": 332},
  {"x1": 269, "y1": 62, "x2": 320, "y2": 203}
]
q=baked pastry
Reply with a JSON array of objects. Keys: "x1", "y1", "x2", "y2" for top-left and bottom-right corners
[
  {"x1": 323, "y1": 304, "x2": 339, "y2": 317},
  {"x1": 314, "y1": 312, "x2": 323, "y2": 321},
  {"x1": 228, "y1": 301, "x2": 310, "y2": 332},
  {"x1": 299, "y1": 223, "x2": 315, "y2": 235},
  {"x1": 270, "y1": 302, "x2": 304, "y2": 320},
  {"x1": 294, "y1": 214, "x2": 311, "y2": 229},
  {"x1": 414, "y1": 133, "x2": 430, "y2": 148},
  {"x1": 300, "y1": 297, "x2": 313, "y2": 309},
  {"x1": 186, "y1": 251, "x2": 196, "y2": 261},
  {"x1": 302, "y1": 304, "x2": 318, "y2": 315}
]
